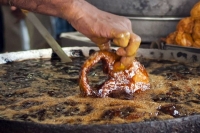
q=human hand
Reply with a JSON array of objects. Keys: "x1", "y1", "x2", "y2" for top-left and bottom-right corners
[
  {"x1": 65, "y1": 1, "x2": 141, "y2": 70},
  {"x1": 10, "y1": 6, "x2": 25, "y2": 23}
]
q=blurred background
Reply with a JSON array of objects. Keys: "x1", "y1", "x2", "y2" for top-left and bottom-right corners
[
  {"x1": 0, "y1": 0, "x2": 199, "y2": 53},
  {"x1": 0, "y1": 6, "x2": 76, "y2": 53}
]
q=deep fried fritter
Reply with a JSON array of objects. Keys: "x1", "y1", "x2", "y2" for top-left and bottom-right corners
[
  {"x1": 191, "y1": 1, "x2": 200, "y2": 19},
  {"x1": 175, "y1": 31, "x2": 193, "y2": 47},
  {"x1": 165, "y1": 31, "x2": 177, "y2": 44},
  {"x1": 79, "y1": 50, "x2": 150, "y2": 98},
  {"x1": 176, "y1": 17, "x2": 194, "y2": 34}
]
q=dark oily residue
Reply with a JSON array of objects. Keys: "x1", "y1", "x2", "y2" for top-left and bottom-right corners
[{"x1": 0, "y1": 57, "x2": 199, "y2": 125}]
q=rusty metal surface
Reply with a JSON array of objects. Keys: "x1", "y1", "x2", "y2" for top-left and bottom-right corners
[
  {"x1": 85, "y1": 0, "x2": 199, "y2": 42},
  {"x1": 0, "y1": 47, "x2": 200, "y2": 64},
  {"x1": 86, "y1": 0, "x2": 198, "y2": 17},
  {"x1": 0, "y1": 115, "x2": 200, "y2": 133}
]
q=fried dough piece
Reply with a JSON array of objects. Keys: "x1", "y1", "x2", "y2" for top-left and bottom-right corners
[
  {"x1": 79, "y1": 50, "x2": 150, "y2": 98},
  {"x1": 176, "y1": 17, "x2": 194, "y2": 34},
  {"x1": 175, "y1": 31, "x2": 194, "y2": 47},
  {"x1": 165, "y1": 1, "x2": 200, "y2": 48},
  {"x1": 192, "y1": 19, "x2": 200, "y2": 40},
  {"x1": 165, "y1": 31, "x2": 177, "y2": 44},
  {"x1": 193, "y1": 39, "x2": 200, "y2": 48},
  {"x1": 191, "y1": 1, "x2": 200, "y2": 19}
]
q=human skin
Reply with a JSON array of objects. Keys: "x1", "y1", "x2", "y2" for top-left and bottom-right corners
[{"x1": 1, "y1": 0, "x2": 141, "y2": 70}]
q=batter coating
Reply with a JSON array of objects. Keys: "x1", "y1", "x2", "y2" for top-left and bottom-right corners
[{"x1": 79, "y1": 50, "x2": 150, "y2": 98}]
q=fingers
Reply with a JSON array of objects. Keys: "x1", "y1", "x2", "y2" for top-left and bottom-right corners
[
  {"x1": 88, "y1": 18, "x2": 141, "y2": 70},
  {"x1": 120, "y1": 56, "x2": 135, "y2": 67},
  {"x1": 113, "y1": 56, "x2": 135, "y2": 72},
  {"x1": 92, "y1": 32, "x2": 141, "y2": 71},
  {"x1": 114, "y1": 33, "x2": 141, "y2": 71},
  {"x1": 97, "y1": 42, "x2": 111, "y2": 50},
  {"x1": 112, "y1": 31, "x2": 131, "y2": 47},
  {"x1": 91, "y1": 37, "x2": 111, "y2": 50},
  {"x1": 116, "y1": 33, "x2": 141, "y2": 57},
  {"x1": 126, "y1": 33, "x2": 141, "y2": 56},
  {"x1": 10, "y1": 6, "x2": 17, "y2": 11}
]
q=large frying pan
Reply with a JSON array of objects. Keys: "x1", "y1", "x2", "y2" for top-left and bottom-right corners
[
  {"x1": 0, "y1": 115, "x2": 200, "y2": 133},
  {"x1": 0, "y1": 47, "x2": 200, "y2": 133}
]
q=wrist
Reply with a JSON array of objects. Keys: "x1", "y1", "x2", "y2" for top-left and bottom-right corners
[{"x1": 60, "y1": 0, "x2": 86, "y2": 21}]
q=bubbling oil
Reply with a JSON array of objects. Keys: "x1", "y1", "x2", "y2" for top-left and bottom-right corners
[{"x1": 0, "y1": 57, "x2": 199, "y2": 125}]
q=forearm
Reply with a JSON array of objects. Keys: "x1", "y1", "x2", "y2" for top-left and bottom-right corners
[{"x1": 0, "y1": 0, "x2": 89, "y2": 21}]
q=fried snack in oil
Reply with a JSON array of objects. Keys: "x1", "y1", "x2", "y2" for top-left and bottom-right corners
[
  {"x1": 176, "y1": 17, "x2": 194, "y2": 34},
  {"x1": 165, "y1": 31, "x2": 177, "y2": 44},
  {"x1": 79, "y1": 50, "x2": 150, "y2": 98},
  {"x1": 175, "y1": 31, "x2": 193, "y2": 47},
  {"x1": 190, "y1": 1, "x2": 200, "y2": 19}
]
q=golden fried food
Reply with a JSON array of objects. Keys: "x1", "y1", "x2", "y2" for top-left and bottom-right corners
[
  {"x1": 165, "y1": 31, "x2": 177, "y2": 44},
  {"x1": 176, "y1": 17, "x2": 194, "y2": 34},
  {"x1": 191, "y1": 1, "x2": 200, "y2": 19},
  {"x1": 175, "y1": 31, "x2": 194, "y2": 47},
  {"x1": 79, "y1": 50, "x2": 150, "y2": 98},
  {"x1": 165, "y1": 2, "x2": 200, "y2": 48},
  {"x1": 192, "y1": 19, "x2": 200, "y2": 40},
  {"x1": 193, "y1": 39, "x2": 200, "y2": 48}
]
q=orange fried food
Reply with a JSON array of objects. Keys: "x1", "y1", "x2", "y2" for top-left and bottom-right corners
[
  {"x1": 175, "y1": 31, "x2": 194, "y2": 47},
  {"x1": 176, "y1": 17, "x2": 194, "y2": 34},
  {"x1": 165, "y1": 1, "x2": 200, "y2": 48},
  {"x1": 192, "y1": 19, "x2": 200, "y2": 40},
  {"x1": 191, "y1": 1, "x2": 200, "y2": 19},
  {"x1": 193, "y1": 39, "x2": 200, "y2": 48},
  {"x1": 79, "y1": 50, "x2": 150, "y2": 98},
  {"x1": 165, "y1": 31, "x2": 177, "y2": 44}
]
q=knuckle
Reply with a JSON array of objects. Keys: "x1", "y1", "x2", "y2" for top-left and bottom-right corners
[
  {"x1": 134, "y1": 34, "x2": 141, "y2": 43},
  {"x1": 124, "y1": 18, "x2": 131, "y2": 24},
  {"x1": 125, "y1": 18, "x2": 132, "y2": 27}
]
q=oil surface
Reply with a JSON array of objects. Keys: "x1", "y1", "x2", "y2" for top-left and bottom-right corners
[{"x1": 0, "y1": 57, "x2": 199, "y2": 125}]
